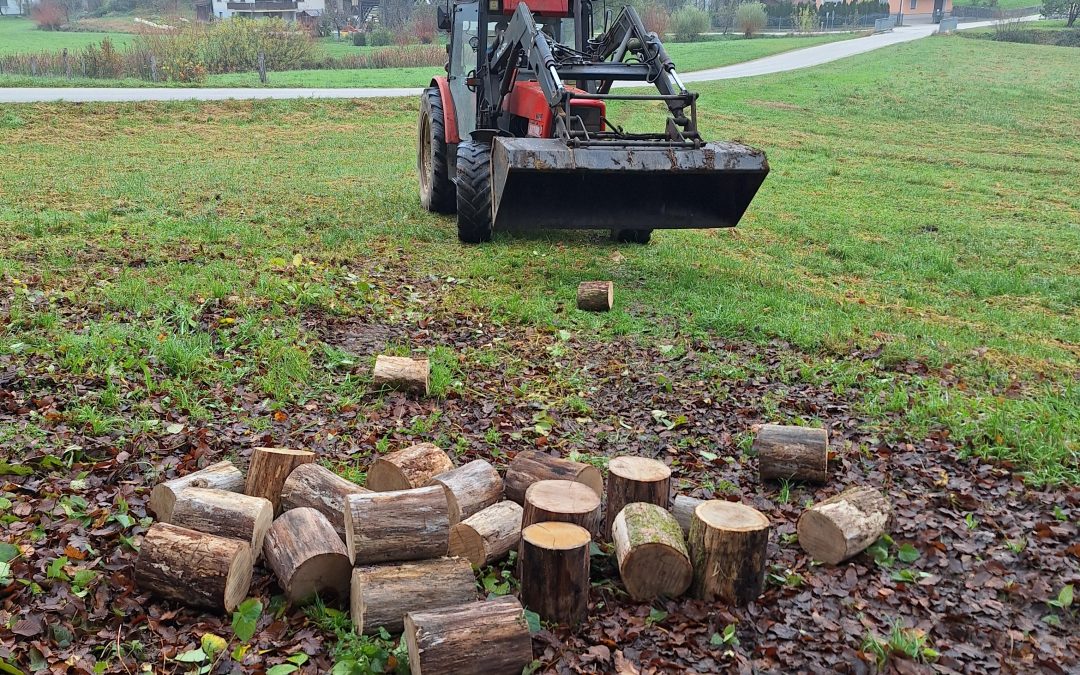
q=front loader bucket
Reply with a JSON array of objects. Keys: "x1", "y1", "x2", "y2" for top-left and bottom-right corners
[{"x1": 490, "y1": 138, "x2": 769, "y2": 232}]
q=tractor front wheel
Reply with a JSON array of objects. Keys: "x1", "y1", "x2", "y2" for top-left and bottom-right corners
[
  {"x1": 455, "y1": 140, "x2": 493, "y2": 244},
  {"x1": 418, "y1": 87, "x2": 455, "y2": 214}
]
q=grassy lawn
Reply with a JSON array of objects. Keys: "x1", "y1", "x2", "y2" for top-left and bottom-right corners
[
  {"x1": 0, "y1": 16, "x2": 134, "y2": 55},
  {"x1": 961, "y1": 19, "x2": 1076, "y2": 33},
  {"x1": 954, "y1": 0, "x2": 1041, "y2": 8}
]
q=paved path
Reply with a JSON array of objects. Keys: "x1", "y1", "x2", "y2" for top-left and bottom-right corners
[{"x1": 0, "y1": 18, "x2": 1031, "y2": 104}]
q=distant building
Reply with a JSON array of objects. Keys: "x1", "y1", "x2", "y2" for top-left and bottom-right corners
[
  {"x1": 209, "y1": 0, "x2": 326, "y2": 21},
  {"x1": 815, "y1": 0, "x2": 952, "y2": 23},
  {"x1": 0, "y1": 0, "x2": 27, "y2": 15}
]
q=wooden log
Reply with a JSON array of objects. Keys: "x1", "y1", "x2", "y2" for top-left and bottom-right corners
[
  {"x1": 245, "y1": 447, "x2": 315, "y2": 514},
  {"x1": 612, "y1": 502, "x2": 693, "y2": 601},
  {"x1": 518, "y1": 522, "x2": 591, "y2": 626},
  {"x1": 403, "y1": 596, "x2": 533, "y2": 675},
  {"x1": 797, "y1": 486, "x2": 891, "y2": 565},
  {"x1": 372, "y1": 355, "x2": 430, "y2": 396},
  {"x1": 263, "y1": 507, "x2": 352, "y2": 603},
  {"x1": 504, "y1": 450, "x2": 603, "y2": 505},
  {"x1": 280, "y1": 463, "x2": 371, "y2": 539},
  {"x1": 577, "y1": 281, "x2": 613, "y2": 312},
  {"x1": 427, "y1": 459, "x2": 503, "y2": 524},
  {"x1": 449, "y1": 500, "x2": 523, "y2": 567},
  {"x1": 367, "y1": 443, "x2": 454, "y2": 493},
  {"x1": 604, "y1": 456, "x2": 672, "y2": 538},
  {"x1": 170, "y1": 487, "x2": 273, "y2": 561},
  {"x1": 688, "y1": 500, "x2": 770, "y2": 605},
  {"x1": 350, "y1": 558, "x2": 476, "y2": 635},
  {"x1": 522, "y1": 480, "x2": 602, "y2": 536},
  {"x1": 134, "y1": 522, "x2": 252, "y2": 612},
  {"x1": 149, "y1": 460, "x2": 244, "y2": 523},
  {"x1": 671, "y1": 494, "x2": 704, "y2": 537},
  {"x1": 754, "y1": 424, "x2": 829, "y2": 484},
  {"x1": 344, "y1": 485, "x2": 450, "y2": 565}
]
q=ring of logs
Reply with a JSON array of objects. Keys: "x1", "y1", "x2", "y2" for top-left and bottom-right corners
[
  {"x1": 611, "y1": 502, "x2": 693, "y2": 601},
  {"x1": 263, "y1": 507, "x2": 351, "y2": 603},
  {"x1": 427, "y1": 459, "x2": 503, "y2": 525},
  {"x1": 372, "y1": 355, "x2": 430, "y2": 396},
  {"x1": 449, "y1": 500, "x2": 524, "y2": 567},
  {"x1": 519, "y1": 522, "x2": 592, "y2": 626},
  {"x1": 350, "y1": 557, "x2": 476, "y2": 635},
  {"x1": 280, "y1": 463, "x2": 370, "y2": 540},
  {"x1": 134, "y1": 522, "x2": 252, "y2": 612},
  {"x1": 671, "y1": 494, "x2": 703, "y2": 537},
  {"x1": 688, "y1": 500, "x2": 770, "y2": 605},
  {"x1": 505, "y1": 450, "x2": 604, "y2": 505},
  {"x1": 604, "y1": 456, "x2": 672, "y2": 538},
  {"x1": 523, "y1": 480, "x2": 602, "y2": 536},
  {"x1": 754, "y1": 424, "x2": 829, "y2": 484},
  {"x1": 245, "y1": 447, "x2": 315, "y2": 514},
  {"x1": 149, "y1": 460, "x2": 244, "y2": 523},
  {"x1": 170, "y1": 487, "x2": 273, "y2": 561},
  {"x1": 796, "y1": 486, "x2": 891, "y2": 564},
  {"x1": 367, "y1": 443, "x2": 454, "y2": 492},
  {"x1": 344, "y1": 486, "x2": 450, "y2": 565},
  {"x1": 403, "y1": 596, "x2": 533, "y2": 675}
]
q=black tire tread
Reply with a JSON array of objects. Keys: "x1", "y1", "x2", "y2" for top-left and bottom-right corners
[
  {"x1": 419, "y1": 87, "x2": 456, "y2": 214},
  {"x1": 456, "y1": 141, "x2": 493, "y2": 244}
]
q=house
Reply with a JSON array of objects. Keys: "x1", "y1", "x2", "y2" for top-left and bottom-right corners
[
  {"x1": 209, "y1": 0, "x2": 326, "y2": 21},
  {"x1": 883, "y1": 0, "x2": 952, "y2": 23},
  {"x1": 0, "y1": 0, "x2": 27, "y2": 15}
]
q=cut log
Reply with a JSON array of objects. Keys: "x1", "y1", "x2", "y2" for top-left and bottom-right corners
[
  {"x1": 280, "y1": 463, "x2": 370, "y2": 539},
  {"x1": 688, "y1": 500, "x2": 770, "y2": 605},
  {"x1": 350, "y1": 558, "x2": 476, "y2": 635},
  {"x1": 134, "y1": 522, "x2": 252, "y2": 612},
  {"x1": 449, "y1": 500, "x2": 523, "y2": 567},
  {"x1": 612, "y1": 502, "x2": 693, "y2": 601},
  {"x1": 671, "y1": 494, "x2": 704, "y2": 537},
  {"x1": 577, "y1": 281, "x2": 614, "y2": 312},
  {"x1": 403, "y1": 596, "x2": 533, "y2": 675},
  {"x1": 367, "y1": 443, "x2": 454, "y2": 493},
  {"x1": 754, "y1": 424, "x2": 829, "y2": 484},
  {"x1": 245, "y1": 447, "x2": 315, "y2": 514},
  {"x1": 504, "y1": 450, "x2": 604, "y2": 505},
  {"x1": 170, "y1": 488, "x2": 273, "y2": 561},
  {"x1": 604, "y1": 456, "x2": 672, "y2": 538},
  {"x1": 523, "y1": 480, "x2": 602, "y2": 536},
  {"x1": 797, "y1": 486, "x2": 891, "y2": 565},
  {"x1": 518, "y1": 522, "x2": 591, "y2": 626},
  {"x1": 427, "y1": 459, "x2": 503, "y2": 525},
  {"x1": 263, "y1": 507, "x2": 351, "y2": 603},
  {"x1": 149, "y1": 460, "x2": 244, "y2": 523},
  {"x1": 344, "y1": 485, "x2": 450, "y2": 565},
  {"x1": 372, "y1": 355, "x2": 430, "y2": 396}
]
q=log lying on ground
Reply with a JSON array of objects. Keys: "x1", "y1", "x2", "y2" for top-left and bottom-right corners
[
  {"x1": 523, "y1": 480, "x2": 602, "y2": 536},
  {"x1": 367, "y1": 443, "x2": 454, "y2": 492},
  {"x1": 245, "y1": 447, "x2": 315, "y2": 514},
  {"x1": 797, "y1": 486, "x2": 891, "y2": 565},
  {"x1": 612, "y1": 502, "x2": 693, "y2": 601},
  {"x1": 134, "y1": 522, "x2": 252, "y2": 612},
  {"x1": 350, "y1": 558, "x2": 476, "y2": 635},
  {"x1": 671, "y1": 494, "x2": 704, "y2": 537},
  {"x1": 263, "y1": 507, "x2": 351, "y2": 603},
  {"x1": 604, "y1": 456, "x2": 672, "y2": 538},
  {"x1": 688, "y1": 500, "x2": 770, "y2": 605},
  {"x1": 577, "y1": 281, "x2": 614, "y2": 312},
  {"x1": 372, "y1": 355, "x2": 430, "y2": 396},
  {"x1": 504, "y1": 450, "x2": 604, "y2": 505},
  {"x1": 427, "y1": 459, "x2": 503, "y2": 525},
  {"x1": 403, "y1": 596, "x2": 533, "y2": 675},
  {"x1": 519, "y1": 522, "x2": 591, "y2": 626},
  {"x1": 344, "y1": 485, "x2": 450, "y2": 565},
  {"x1": 280, "y1": 463, "x2": 370, "y2": 539},
  {"x1": 754, "y1": 424, "x2": 829, "y2": 484},
  {"x1": 449, "y1": 500, "x2": 523, "y2": 567},
  {"x1": 149, "y1": 460, "x2": 244, "y2": 523},
  {"x1": 170, "y1": 488, "x2": 273, "y2": 561}
]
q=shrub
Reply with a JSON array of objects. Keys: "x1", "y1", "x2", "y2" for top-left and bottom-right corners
[
  {"x1": 393, "y1": 29, "x2": 413, "y2": 46},
  {"x1": 370, "y1": 27, "x2": 393, "y2": 46},
  {"x1": 793, "y1": 4, "x2": 816, "y2": 34},
  {"x1": 134, "y1": 18, "x2": 313, "y2": 76},
  {"x1": 411, "y1": 12, "x2": 437, "y2": 44},
  {"x1": 352, "y1": 30, "x2": 367, "y2": 46},
  {"x1": 83, "y1": 37, "x2": 123, "y2": 78},
  {"x1": 641, "y1": 2, "x2": 671, "y2": 35},
  {"x1": 31, "y1": 1, "x2": 66, "y2": 30},
  {"x1": 671, "y1": 6, "x2": 709, "y2": 42},
  {"x1": 735, "y1": 2, "x2": 767, "y2": 37}
]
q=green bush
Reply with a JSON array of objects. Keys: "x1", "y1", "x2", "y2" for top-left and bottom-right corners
[
  {"x1": 370, "y1": 28, "x2": 393, "y2": 46},
  {"x1": 671, "y1": 6, "x2": 710, "y2": 42},
  {"x1": 134, "y1": 18, "x2": 313, "y2": 77},
  {"x1": 352, "y1": 31, "x2": 367, "y2": 46},
  {"x1": 735, "y1": 2, "x2": 767, "y2": 37}
]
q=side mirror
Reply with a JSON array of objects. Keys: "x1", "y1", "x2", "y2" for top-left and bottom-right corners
[{"x1": 437, "y1": 4, "x2": 451, "y2": 31}]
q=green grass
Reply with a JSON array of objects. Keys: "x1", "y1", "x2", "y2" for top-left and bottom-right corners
[
  {"x1": 961, "y1": 19, "x2": 1076, "y2": 34},
  {"x1": 1, "y1": 35, "x2": 1077, "y2": 485},
  {"x1": 954, "y1": 0, "x2": 1040, "y2": 8},
  {"x1": 0, "y1": 16, "x2": 135, "y2": 55}
]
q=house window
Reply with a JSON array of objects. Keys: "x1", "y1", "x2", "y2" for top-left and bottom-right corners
[{"x1": 909, "y1": 0, "x2": 917, "y2": 8}]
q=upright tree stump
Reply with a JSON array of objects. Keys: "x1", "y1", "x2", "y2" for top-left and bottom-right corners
[
  {"x1": 577, "y1": 281, "x2": 614, "y2": 312},
  {"x1": 344, "y1": 486, "x2": 450, "y2": 565},
  {"x1": 523, "y1": 480, "x2": 602, "y2": 536},
  {"x1": 134, "y1": 523, "x2": 252, "y2": 612},
  {"x1": 797, "y1": 486, "x2": 891, "y2": 564},
  {"x1": 372, "y1": 355, "x2": 430, "y2": 396},
  {"x1": 245, "y1": 447, "x2": 315, "y2": 514},
  {"x1": 350, "y1": 558, "x2": 476, "y2": 635},
  {"x1": 671, "y1": 494, "x2": 704, "y2": 537},
  {"x1": 170, "y1": 488, "x2": 273, "y2": 561},
  {"x1": 604, "y1": 456, "x2": 672, "y2": 538},
  {"x1": 611, "y1": 502, "x2": 693, "y2": 601},
  {"x1": 688, "y1": 500, "x2": 770, "y2": 605},
  {"x1": 754, "y1": 424, "x2": 829, "y2": 484},
  {"x1": 427, "y1": 459, "x2": 503, "y2": 524},
  {"x1": 504, "y1": 450, "x2": 604, "y2": 505},
  {"x1": 263, "y1": 508, "x2": 352, "y2": 603},
  {"x1": 367, "y1": 443, "x2": 454, "y2": 492},
  {"x1": 150, "y1": 460, "x2": 244, "y2": 523},
  {"x1": 449, "y1": 500, "x2": 523, "y2": 566},
  {"x1": 519, "y1": 522, "x2": 591, "y2": 626},
  {"x1": 403, "y1": 596, "x2": 533, "y2": 675},
  {"x1": 280, "y1": 463, "x2": 370, "y2": 539}
]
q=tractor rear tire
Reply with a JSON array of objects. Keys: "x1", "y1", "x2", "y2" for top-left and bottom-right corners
[
  {"x1": 455, "y1": 141, "x2": 493, "y2": 244},
  {"x1": 614, "y1": 229, "x2": 652, "y2": 244},
  {"x1": 418, "y1": 87, "x2": 455, "y2": 214}
]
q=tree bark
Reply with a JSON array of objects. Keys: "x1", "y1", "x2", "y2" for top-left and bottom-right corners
[
  {"x1": 344, "y1": 485, "x2": 450, "y2": 565},
  {"x1": 149, "y1": 460, "x2": 244, "y2": 523},
  {"x1": 671, "y1": 494, "x2": 703, "y2": 537},
  {"x1": 796, "y1": 486, "x2": 891, "y2": 565},
  {"x1": 518, "y1": 522, "x2": 591, "y2": 627},
  {"x1": 403, "y1": 596, "x2": 533, "y2": 675},
  {"x1": 367, "y1": 443, "x2": 454, "y2": 492},
  {"x1": 522, "y1": 479, "x2": 602, "y2": 537},
  {"x1": 170, "y1": 487, "x2": 273, "y2": 561},
  {"x1": 754, "y1": 424, "x2": 829, "y2": 484},
  {"x1": 611, "y1": 502, "x2": 693, "y2": 601},
  {"x1": 449, "y1": 500, "x2": 523, "y2": 567},
  {"x1": 245, "y1": 447, "x2": 315, "y2": 514},
  {"x1": 577, "y1": 281, "x2": 613, "y2": 312},
  {"x1": 504, "y1": 450, "x2": 603, "y2": 505},
  {"x1": 426, "y1": 459, "x2": 503, "y2": 524},
  {"x1": 372, "y1": 355, "x2": 430, "y2": 396},
  {"x1": 134, "y1": 522, "x2": 252, "y2": 612},
  {"x1": 350, "y1": 558, "x2": 476, "y2": 635},
  {"x1": 604, "y1": 456, "x2": 672, "y2": 539},
  {"x1": 688, "y1": 500, "x2": 770, "y2": 605},
  {"x1": 280, "y1": 463, "x2": 370, "y2": 540},
  {"x1": 263, "y1": 507, "x2": 352, "y2": 603}
]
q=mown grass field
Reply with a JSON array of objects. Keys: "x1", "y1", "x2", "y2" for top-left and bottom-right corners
[
  {"x1": 1, "y1": 34, "x2": 1077, "y2": 486},
  {"x1": 0, "y1": 15, "x2": 135, "y2": 55}
]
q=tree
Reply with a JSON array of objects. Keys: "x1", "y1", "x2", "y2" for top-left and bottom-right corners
[
  {"x1": 671, "y1": 6, "x2": 710, "y2": 41},
  {"x1": 1043, "y1": 0, "x2": 1078, "y2": 26},
  {"x1": 735, "y1": 1, "x2": 767, "y2": 36}
]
